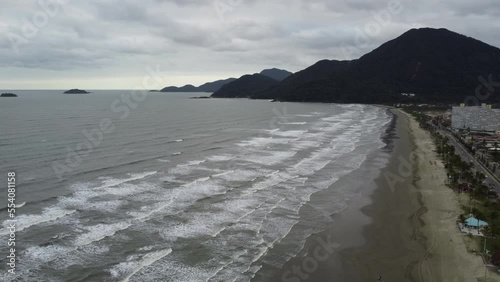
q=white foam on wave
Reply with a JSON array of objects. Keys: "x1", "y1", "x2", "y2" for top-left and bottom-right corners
[
  {"x1": 30, "y1": 243, "x2": 112, "y2": 272},
  {"x1": 211, "y1": 198, "x2": 272, "y2": 238},
  {"x1": 320, "y1": 116, "x2": 352, "y2": 123},
  {"x1": 162, "y1": 212, "x2": 236, "y2": 239},
  {"x1": 129, "y1": 258, "x2": 217, "y2": 282},
  {"x1": 106, "y1": 182, "x2": 157, "y2": 197},
  {"x1": 278, "y1": 122, "x2": 307, "y2": 125},
  {"x1": 74, "y1": 222, "x2": 132, "y2": 246},
  {"x1": 320, "y1": 108, "x2": 361, "y2": 123},
  {"x1": 268, "y1": 130, "x2": 307, "y2": 137},
  {"x1": 58, "y1": 182, "x2": 157, "y2": 212},
  {"x1": 155, "y1": 179, "x2": 289, "y2": 242},
  {"x1": 253, "y1": 198, "x2": 286, "y2": 235},
  {"x1": 243, "y1": 150, "x2": 297, "y2": 166},
  {"x1": 243, "y1": 170, "x2": 296, "y2": 196},
  {"x1": 110, "y1": 248, "x2": 173, "y2": 282},
  {"x1": 24, "y1": 245, "x2": 74, "y2": 264},
  {"x1": 211, "y1": 170, "x2": 234, "y2": 178},
  {"x1": 187, "y1": 160, "x2": 206, "y2": 166},
  {"x1": 169, "y1": 160, "x2": 207, "y2": 175},
  {"x1": 290, "y1": 139, "x2": 323, "y2": 150},
  {"x1": 0, "y1": 207, "x2": 77, "y2": 235},
  {"x1": 138, "y1": 245, "x2": 155, "y2": 252},
  {"x1": 80, "y1": 244, "x2": 110, "y2": 255},
  {"x1": 237, "y1": 137, "x2": 293, "y2": 148},
  {"x1": 179, "y1": 178, "x2": 227, "y2": 201},
  {"x1": 212, "y1": 169, "x2": 263, "y2": 182},
  {"x1": 157, "y1": 158, "x2": 170, "y2": 163},
  {"x1": 95, "y1": 171, "x2": 157, "y2": 189},
  {"x1": 256, "y1": 216, "x2": 299, "y2": 258},
  {"x1": 131, "y1": 178, "x2": 228, "y2": 226},
  {"x1": 311, "y1": 112, "x2": 325, "y2": 115},
  {"x1": 127, "y1": 200, "x2": 174, "y2": 221},
  {"x1": 59, "y1": 197, "x2": 123, "y2": 212},
  {"x1": 206, "y1": 155, "x2": 233, "y2": 162},
  {"x1": 203, "y1": 205, "x2": 299, "y2": 281},
  {"x1": 195, "y1": 176, "x2": 211, "y2": 182},
  {"x1": 204, "y1": 248, "x2": 253, "y2": 282}
]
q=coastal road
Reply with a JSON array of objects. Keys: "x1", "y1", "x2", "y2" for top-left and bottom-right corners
[{"x1": 440, "y1": 129, "x2": 500, "y2": 193}]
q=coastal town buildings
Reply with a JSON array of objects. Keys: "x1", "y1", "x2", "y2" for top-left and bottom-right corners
[{"x1": 452, "y1": 104, "x2": 500, "y2": 133}]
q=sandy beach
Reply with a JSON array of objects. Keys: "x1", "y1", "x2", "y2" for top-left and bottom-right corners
[{"x1": 346, "y1": 109, "x2": 492, "y2": 282}]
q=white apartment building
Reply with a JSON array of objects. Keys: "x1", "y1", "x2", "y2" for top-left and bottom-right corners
[{"x1": 451, "y1": 104, "x2": 500, "y2": 132}]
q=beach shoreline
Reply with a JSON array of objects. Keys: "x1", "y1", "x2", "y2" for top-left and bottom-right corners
[
  {"x1": 268, "y1": 107, "x2": 397, "y2": 282},
  {"x1": 345, "y1": 109, "x2": 490, "y2": 282},
  {"x1": 265, "y1": 107, "x2": 495, "y2": 282}
]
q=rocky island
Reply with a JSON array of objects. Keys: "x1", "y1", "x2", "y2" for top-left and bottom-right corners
[
  {"x1": 63, "y1": 89, "x2": 91, "y2": 94},
  {"x1": 1, "y1": 93, "x2": 18, "y2": 97}
]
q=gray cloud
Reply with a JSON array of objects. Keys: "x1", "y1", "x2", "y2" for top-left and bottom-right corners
[{"x1": 2, "y1": 0, "x2": 500, "y2": 89}]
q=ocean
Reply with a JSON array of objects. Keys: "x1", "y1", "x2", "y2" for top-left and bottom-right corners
[{"x1": 0, "y1": 90, "x2": 392, "y2": 281}]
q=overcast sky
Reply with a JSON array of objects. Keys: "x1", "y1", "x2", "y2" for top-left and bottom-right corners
[{"x1": 2, "y1": 0, "x2": 500, "y2": 89}]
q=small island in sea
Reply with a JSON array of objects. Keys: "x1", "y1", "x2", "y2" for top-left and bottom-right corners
[
  {"x1": 63, "y1": 89, "x2": 91, "y2": 94},
  {"x1": 1, "y1": 93, "x2": 18, "y2": 97}
]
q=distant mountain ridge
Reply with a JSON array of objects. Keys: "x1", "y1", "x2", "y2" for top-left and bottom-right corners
[
  {"x1": 160, "y1": 78, "x2": 236, "y2": 93},
  {"x1": 211, "y1": 74, "x2": 280, "y2": 98},
  {"x1": 160, "y1": 85, "x2": 199, "y2": 92},
  {"x1": 210, "y1": 68, "x2": 292, "y2": 98},
  {"x1": 198, "y1": 78, "x2": 238, "y2": 92},
  {"x1": 259, "y1": 68, "x2": 292, "y2": 81},
  {"x1": 214, "y1": 28, "x2": 500, "y2": 103},
  {"x1": 159, "y1": 68, "x2": 292, "y2": 93}
]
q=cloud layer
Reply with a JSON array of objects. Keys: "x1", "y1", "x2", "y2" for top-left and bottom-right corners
[{"x1": 2, "y1": 0, "x2": 500, "y2": 89}]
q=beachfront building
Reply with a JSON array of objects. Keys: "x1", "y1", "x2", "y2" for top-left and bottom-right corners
[{"x1": 452, "y1": 104, "x2": 500, "y2": 133}]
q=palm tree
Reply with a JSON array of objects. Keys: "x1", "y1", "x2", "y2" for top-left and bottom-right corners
[
  {"x1": 493, "y1": 142, "x2": 500, "y2": 163},
  {"x1": 476, "y1": 172, "x2": 486, "y2": 183}
]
